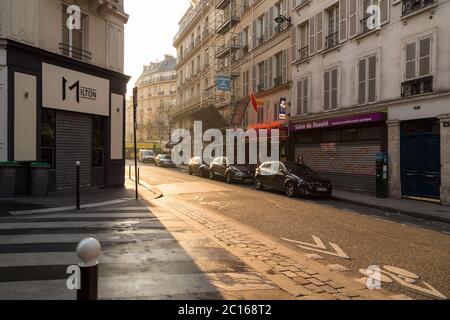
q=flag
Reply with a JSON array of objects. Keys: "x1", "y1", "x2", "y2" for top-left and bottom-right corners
[{"x1": 250, "y1": 93, "x2": 258, "y2": 113}]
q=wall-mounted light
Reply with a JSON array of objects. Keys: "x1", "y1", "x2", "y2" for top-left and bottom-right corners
[
  {"x1": 274, "y1": 15, "x2": 291, "y2": 25},
  {"x1": 24, "y1": 92, "x2": 29, "y2": 99}
]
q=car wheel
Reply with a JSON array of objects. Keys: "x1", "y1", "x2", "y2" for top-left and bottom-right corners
[
  {"x1": 209, "y1": 170, "x2": 215, "y2": 180},
  {"x1": 285, "y1": 182, "x2": 297, "y2": 198},
  {"x1": 200, "y1": 169, "x2": 206, "y2": 178},
  {"x1": 226, "y1": 172, "x2": 233, "y2": 184},
  {"x1": 255, "y1": 176, "x2": 264, "y2": 190}
]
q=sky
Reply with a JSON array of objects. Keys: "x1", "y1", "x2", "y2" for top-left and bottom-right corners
[{"x1": 124, "y1": 0, "x2": 191, "y2": 98}]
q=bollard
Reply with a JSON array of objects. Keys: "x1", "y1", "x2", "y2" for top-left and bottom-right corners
[
  {"x1": 76, "y1": 161, "x2": 81, "y2": 211},
  {"x1": 76, "y1": 238, "x2": 101, "y2": 300}
]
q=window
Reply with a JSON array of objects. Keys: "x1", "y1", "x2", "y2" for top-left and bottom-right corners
[
  {"x1": 358, "y1": 54, "x2": 377, "y2": 105},
  {"x1": 274, "y1": 52, "x2": 282, "y2": 86},
  {"x1": 324, "y1": 67, "x2": 338, "y2": 110},
  {"x1": 299, "y1": 22, "x2": 309, "y2": 60},
  {"x1": 325, "y1": 4, "x2": 339, "y2": 49},
  {"x1": 242, "y1": 70, "x2": 249, "y2": 97},
  {"x1": 61, "y1": 6, "x2": 89, "y2": 61},
  {"x1": 297, "y1": 76, "x2": 309, "y2": 115},
  {"x1": 257, "y1": 62, "x2": 264, "y2": 92},
  {"x1": 258, "y1": 106, "x2": 265, "y2": 123},
  {"x1": 41, "y1": 109, "x2": 56, "y2": 169},
  {"x1": 360, "y1": 0, "x2": 379, "y2": 33},
  {"x1": 92, "y1": 116, "x2": 105, "y2": 168},
  {"x1": 406, "y1": 36, "x2": 431, "y2": 80}
]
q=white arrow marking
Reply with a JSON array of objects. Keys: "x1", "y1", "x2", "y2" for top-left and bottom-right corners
[{"x1": 282, "y1": 236, "x2": 351, "y2": 260}]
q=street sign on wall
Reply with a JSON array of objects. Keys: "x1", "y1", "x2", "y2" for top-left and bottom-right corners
[
  {"x1": 216, "y1": 76, "x2": 231, "y2": 91},
  {"x1": 279, "y1": 98, "x2": 287, "y2": 120}
]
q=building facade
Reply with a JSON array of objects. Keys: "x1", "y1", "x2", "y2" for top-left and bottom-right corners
[
  {"x1": 0, "y1": 0, "x2": 129, "y2": 192},
  {"x1": 289, "y1": 0, "x2": 450, "y2": 204},
  {"x1": 131, "y1": 55, "x2": 176, "y2": 153}
]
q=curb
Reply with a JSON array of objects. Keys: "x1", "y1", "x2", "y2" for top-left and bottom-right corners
[{"x1": 332, "y1": 196, "x2": 450, "y2": 224}]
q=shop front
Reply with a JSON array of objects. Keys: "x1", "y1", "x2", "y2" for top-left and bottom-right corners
[
  {"x1": 4, "y1": 40, "x2": 129, "y2": 193},
  {"x1": 289, "y1": 112, "x2": 387, "y2": 195}
]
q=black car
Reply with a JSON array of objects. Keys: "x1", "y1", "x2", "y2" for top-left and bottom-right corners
[
  {"x1": 254, "y1": 161, "x2": 332, "y2": 199},
  {"x1": 209, "y1": 157, "x2": 254, "y2": 184},
  {"x1": 155, "y1": 154, "x2": 176, "y2": 168},
  {"x1": 188, "y1": 157, "x2": 209, "y2": 178}
]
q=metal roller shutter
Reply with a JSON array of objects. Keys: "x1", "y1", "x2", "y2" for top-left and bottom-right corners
[
  {"x1": 56, "y1": 111, "x2": 92, "y2": 190},
  {"x1": 295, "y1": 141, "x2": 381, "y2": 194}
]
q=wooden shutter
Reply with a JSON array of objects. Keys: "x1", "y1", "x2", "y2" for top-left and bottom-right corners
[
  {"x1": 309, "y1": 17, "x2": 315, "y2": 55},
  {"x1": 358, "y1": 58, "x2": 367, "y2": 105},
  {"x1": 252, "y1": 65, "x2": 257, "y2": 92},
  {"x1": 282, "y1": 49, "x2": 288, "y2": 83},
  {"x1": 268, "y1": 57, "x2": 273, "y2": 88},
  {"x1": 331, "y1": 68, "x2": 338, "y2": 109},
  {"x1": 324, "y1": 70, "x2": 330, "y2": 110},
  {"x1": 380, "y1": 0, "x2": 389, "y2": 25},
  {"x1": 252, "y1": 20, "x2": 257, "y2": 49},
  {"x1": 303, "y1": 77, "x2": 309, "y2": 114},
  {"x1": 368, "y1": 55, "x2": 377, "y2": 102},
  {"x1": 268, "y1": 7, "x2": 274, "y2": 38},
  {"x1": 297, "y1": 80, "x2": 303, "y2": 116},
  {"x1": 264, "y1": 59, "x2": 269, "y2": 90},
  {"x1": 405, "y1": 42, "x2": 416, "y2": 80},
  {"x1": 349, "y1": 0, "x2": 357, "y2": 38},
  {"x1": 264, "y1": 11, "x2": 269, "y2": 40},
  {"x1": 339, "y1": 0, "x2": 347, "y2": 42},
  {"x1": 419, "y1": 37, "x2": 431, "y2": 77},
  {"x1": 316, "y1": 12, "x2": 323, "y2": 52},
  {"x1": 291, "y1": 26, "x2": 298, "y2": 62}
]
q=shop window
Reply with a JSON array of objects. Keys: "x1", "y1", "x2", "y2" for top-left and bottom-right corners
[
  {"x1": 41, "y1": 109, "x2": 56, "y2": 169},
  {"x1": 92, "y1": 116, "x2": 105, "y2": 168},
  {"x1": 321, "y1": 130, "x2": 340, "y2": 142}
]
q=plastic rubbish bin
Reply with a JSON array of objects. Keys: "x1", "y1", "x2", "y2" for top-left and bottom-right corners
[
  {"x1": 30, "y1": 162, "x2": 50, "y2": 196},
  {"x1": 0, "y1": 161, "x2": 19, "y2": 197}
]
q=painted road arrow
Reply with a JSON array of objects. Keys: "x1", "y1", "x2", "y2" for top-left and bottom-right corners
[{"x1": 282, "y1": 236, "x2": 351, "y2": 260}]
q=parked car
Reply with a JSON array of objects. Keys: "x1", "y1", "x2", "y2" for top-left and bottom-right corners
[
  {"x1": 155, "y1": 154, "x2": 176, "y2": 168},
  {"x1": 188, "y1": 157, "x2": 210, "y2": 178},
  {"x1": 138, "y1": 150, "x2": 156, "y2": 163},
  {"x1": 254, "y1": 161, "x2": 332, "y2": 199},
  {"x1": 209, "y1": 157, "x2": 254, "y2": 184}
]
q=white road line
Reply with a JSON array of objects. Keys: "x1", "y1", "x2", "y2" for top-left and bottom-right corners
[{"x1": 9, "y1": 199, "x2": 129, "y2": 216}]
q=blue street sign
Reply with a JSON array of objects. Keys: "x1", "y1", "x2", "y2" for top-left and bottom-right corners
[{"x1": 216, "y1": 76, "x2": 231, "y2": 91}]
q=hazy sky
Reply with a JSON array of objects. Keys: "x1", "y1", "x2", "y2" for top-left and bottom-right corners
[{"x1": 124, "y1": 1, "x2": 191, "y2": 98}]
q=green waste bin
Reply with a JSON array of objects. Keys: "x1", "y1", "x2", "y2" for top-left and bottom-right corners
[
  {"x1": 376, "y1": 153, "x2": 388, "y2": 198},
  {"x1": 30, "y1": 162, "x2": 50, "y2": 196},
  {"x1": 0, "y1": 161, "x2": 19, "y2": 198}
]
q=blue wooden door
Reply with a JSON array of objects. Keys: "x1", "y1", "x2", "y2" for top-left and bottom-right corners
[{"x1": 401, "y1": 119, "x2": 441, "y2": 199}]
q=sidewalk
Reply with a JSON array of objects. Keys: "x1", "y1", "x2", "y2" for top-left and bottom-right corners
[
  {"x1": 332, "y1": 190, "x2": 450, "y2": 223},
  {"x1": 0, "y1": 180, "x2": 161, "y2": 216}
]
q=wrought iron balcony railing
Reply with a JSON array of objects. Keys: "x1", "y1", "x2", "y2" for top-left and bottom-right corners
[
  {"x1": 325, "y1": 31, "x2": 339, "y2": 49},
  {"x1": 401, "y1": 76, "x2": 433, "y2": 97},
  {"x1": 59, "y1": 43, "x2": 92, "y2": 61},
  {"x1": 402, "y1": 0, "x2": 435, "y2": 16}
]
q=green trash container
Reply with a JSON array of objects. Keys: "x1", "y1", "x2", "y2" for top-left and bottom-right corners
[
  {"x1": 0, "y1": 161, "x2": 19, "y2": 198},
  {"x1": 30, "y1": 162, "x2": 51, "y2": 196}
]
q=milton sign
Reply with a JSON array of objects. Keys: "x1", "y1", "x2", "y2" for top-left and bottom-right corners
[{"x1": 43, "y1": 63, "x2": 109, "y2": 116}]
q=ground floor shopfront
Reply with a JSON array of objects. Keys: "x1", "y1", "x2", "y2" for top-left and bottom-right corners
[
  {"x1": 0, "y1": 39, "x2": 129, "y2": 193},
  {"x1": 288, "y1": 112, "x2": 387, "y2": 195},
  {"x1": 388, "y1": 94, "x2": 450, "y2": 205}
]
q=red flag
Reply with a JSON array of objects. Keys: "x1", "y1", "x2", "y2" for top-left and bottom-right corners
[{"x1": 250, "y1": 93, "x2": 258, "y2": 113}]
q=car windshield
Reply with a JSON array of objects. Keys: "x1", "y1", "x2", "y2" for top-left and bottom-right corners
[
  {"x1": 143, "y1": 151, "x2": 154, "y2": 156},
  {"x1": 160, "y1": 155, "x2": 170, "y2": 160},
  {"x1": 284, "y1": 163, "x2": 317, "y2": 175}
]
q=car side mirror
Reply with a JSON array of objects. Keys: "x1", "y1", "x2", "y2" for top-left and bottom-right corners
[{"x1": 279, "y1": 169, "x2": 286, "y2": 175}]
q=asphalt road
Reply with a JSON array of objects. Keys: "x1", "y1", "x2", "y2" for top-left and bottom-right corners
[{"x1": 133, "y1": 162, "x2": 450, "y2": 300}]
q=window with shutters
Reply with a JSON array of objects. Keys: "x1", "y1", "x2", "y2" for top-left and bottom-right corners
[
  {"x1": 274, "y1": 52, "x2": 283, "y2": 86},
  {"x1": 325, "y1": 4, "x2": 340, "y2": 49},
  {"x1": 402, "y1": 35, "x2": 433, "y2": 97},
  {"x1": 243, "y1": 70, "x2": 249, "y2": 98},
  {"x1": 61, "y1": 6, "x2": 90, "y2": 61},
  {"x1": 257, "y1": 62, "x2": 265, "y2": 92},
  {"x1": 296, "y1": 76, "x2": 309, "y2": 115},
  {"x1": 299, "y1": 22, "x2": 309, "y2": 61},
  {"x1": 258, "y1": 105, "x2": 266, "y2": 123},
  {"x1": 324, "y1": 67, "x2": 338, "y2": 110},
  {"x1": 358, "y1": 54, "x2": 377, "y2": 105},
  {"x1": 360, "y1": 0, "x2": 379, "y2": 34},
  {"x1": 257, "y1": 15, "x2": 265, "y2": 45}
]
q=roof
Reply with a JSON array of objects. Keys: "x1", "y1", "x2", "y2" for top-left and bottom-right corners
[{"x1": 138, "y1": 55, "x2": 177, "y2": 79}]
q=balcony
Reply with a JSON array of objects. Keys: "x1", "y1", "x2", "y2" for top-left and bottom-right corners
[
  {"x1": 216, "y1": 9, "x2": 241, "y2": 35},
  {"x1": 274, "y1": 21, "x2": 290, "y2": 35},
  {"x1": 273, "y1": 76, "x2": 282, "y2": 87},
  {"x1": 402, "y1": 0, "x2": 435, "y2": 16},
  {"x1": 59, "y1": 43, "x2": 92, "y2": 62},
  {"x1": 325, "y1": 31, "x2": 339, "y2": 50},
  {"x1": 257, "y1": 84, "x2": 264, "y2": 93},
  {"x1": 401, "y1": 76, "x2": 433, "y2": 97},
  {"x1": 215, "y1": 36, "x2": 241, "y2": 59},
  {"x1": 298, "y1": 46, "x2": 309, "y2": 62},
  {"x1": 216, "y1": 0, "x2": 231, "y2": 10}
]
